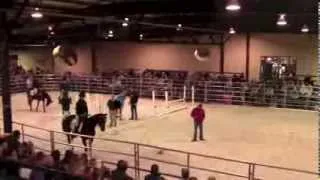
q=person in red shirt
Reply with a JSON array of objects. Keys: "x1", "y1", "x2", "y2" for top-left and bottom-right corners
[{"x1": 190, "y1": 104, "x2": 205, "y2": 141}]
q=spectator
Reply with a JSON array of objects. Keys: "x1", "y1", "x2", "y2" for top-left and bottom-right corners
[
  {"x1": 111, "y1": 160, "x2": 133, "y2": 180},
  {"x1": 51, "y1": 150, "x2": 61, "y2": 169},
  {"x1": 61, "y1": 150, "x2": 73, "y2": 171},
  {"x1": 29, "y1": 152, "x2": 46, "y2": 180},
  {"x1": 190, "y1": 104, "x2": 206, "y2": 141},
  {"x1": 145, "y1": 164, "x2": 164, "y2": 180},
  {"x1": 181, "y1": 168, "x2": 189, "y2": 180},
  {"x1": 6, "y1": 130, "x2": 21, "y2": 152}
]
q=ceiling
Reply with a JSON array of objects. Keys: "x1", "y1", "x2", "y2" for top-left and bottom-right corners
[{"x1": 2, "y1": 0, "x2": 318, "y2": 45}]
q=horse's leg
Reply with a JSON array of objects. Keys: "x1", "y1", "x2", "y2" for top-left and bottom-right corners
[
  {"x1": 36, "y1": 100, "x2": 40, "y2": 112},
  {"x1": 29, "y1": 98, "x2": 33, "y2": 111},
  {"x1": 43, "y1": 100, "x2": 46, "y2": 112},
  {"x1": 81, "y1": 137, "x2": 88, "y2": 152},
  {"x1": 67, "y1": 134, "x2": 71, "y2": 144},
  {"x1": 88, "y1": 138, "x2": 93, "y2": 157}
]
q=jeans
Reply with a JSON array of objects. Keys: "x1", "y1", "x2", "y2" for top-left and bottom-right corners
[
  {"x1": 193, "y1": 121, "x2": 204, "y2": 140},
  {"x1": 109, "y1": 110, "x2": 117, "y2": 127},
  {"x1": 130, "y1": 104, "x2": 138, "y2": 120}
]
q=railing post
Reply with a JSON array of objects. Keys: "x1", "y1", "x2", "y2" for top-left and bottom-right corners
[
  {"x1": 21, "y1": 124, "x2": 25, "y2": 142},
  {"x1": 134, "y1": 144, "x2": 140, "y2": 180},
  {"x1": 248, "y1": 163, "x2": 255, "y2": 180},
  {"x1": 187, "y1": 153, "x2": 191, "y2": 172},
  {"x1": 50, "y1": 131, "x2": 55, "y2": 152}
]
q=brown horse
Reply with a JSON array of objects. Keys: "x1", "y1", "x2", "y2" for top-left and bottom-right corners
[{"x1": 28, "y1": 89, "x2": 53, "y2": 112}]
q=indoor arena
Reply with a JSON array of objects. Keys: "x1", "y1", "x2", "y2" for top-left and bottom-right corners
[{"x1": 0, "y1": 1, "x2": 318, "y2": 180}]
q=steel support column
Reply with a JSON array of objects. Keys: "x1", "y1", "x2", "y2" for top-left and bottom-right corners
[
  {"x1": 220, "y1": 35, "x2": 225, "y2": 73},
  {"x1": 245, "y1": 32, "x2": 250, "y2": 80},
  {"x1": 0, "y1": 12, "x2": 12, "y2": 133}
]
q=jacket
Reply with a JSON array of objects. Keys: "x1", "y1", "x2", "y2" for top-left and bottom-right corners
[
  {"x1": 191, "y1": 107, "x2": 205, "y2": 123},
  {"x1": 76, "y1": 99, "x2": 88, "y2": 115}
]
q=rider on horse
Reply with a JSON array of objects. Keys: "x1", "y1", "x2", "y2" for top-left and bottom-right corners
[{"x1": 73, "y1": 91, "x2": 88, "y2": 133}]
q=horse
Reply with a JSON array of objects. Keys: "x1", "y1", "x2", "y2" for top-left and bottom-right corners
[
  {"x1": 114, "y1": 91, "x2": 127, "y2": 120},
  {"x1": 62, "y1": 113, "x2": 107, "y2": 152},
  {"x1": 28, "y1": 88, "x2": 53, "y2": 112}
]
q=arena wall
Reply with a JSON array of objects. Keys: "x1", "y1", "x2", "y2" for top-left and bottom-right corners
[
  {"x1": 95, "y1": 42, "x2": 221, "y2": 73},
  {"x1": 11, "y1": 33, "x2": 317, "y2": 79},
  {"x1": 11, "y1": 47, "x2": 53, "y2": 72}
]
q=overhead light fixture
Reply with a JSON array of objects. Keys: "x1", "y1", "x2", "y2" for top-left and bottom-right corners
[
  {"x1": 122, "y1": 17, "x2": 129, "y2": 27},
  {"x1": 108, "y1": 30, "x2": 114, "y2": 37},
  {"x1": 226, "y1": 0, "x2": 241, "y2": 11},
  {"x1": 229, "y1": 27, "x2": 236, "y2": 34},
  {"x1": 301, "y1": 24, "x2": 309, "y2": 33},
  {"x1": 139, "y1": 33, "x2": 143, "y2": 40},
  {"x1": 277, "y1": 14, "x2": 287, "y2": 26},
  {"x1": 50, "y1": 31, "x2": 55, "y2": 35},
  {"x1": 176, "y1": 24, "x2": 183, "y2": 31},
  {"x1": 48, "y1": 25, "x2": 53, "y2": 31},
  {"x1": 31, "y1": 7, "x2": 43, "y2": 19}
]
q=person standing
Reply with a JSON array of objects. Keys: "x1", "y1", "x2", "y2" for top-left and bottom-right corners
[
  {"x1": 190, "y1": 104, "x2": 205, "y2": 141},
  {"x1": 75, "y1": 91, "x2": 88, "y2": 133},
  {"x1": 59, "y1": 90, "x2": 72, "y2": 116},
  {"x1": 129, "y1": 90, "x2": 139, "y2": 120},
  {"x1": 107, "y1": 96, "x2": 117, "y2": 127}
]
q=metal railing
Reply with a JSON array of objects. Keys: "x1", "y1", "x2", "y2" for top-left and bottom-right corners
[
  {"x1": 0, "y1": 74, "x2": 318, "y2": 111},
  {"x1": 9, "y1": 121, "x2": 319, "y2": 180}
]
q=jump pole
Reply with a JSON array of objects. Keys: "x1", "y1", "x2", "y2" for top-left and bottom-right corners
[
  {"x1": 165, "y1": 90, "x2": 169, "y2": 108},
  {"x1": 152, "y1": 90, "x2": 156, "y2": 108},
  {"x1": 183, "y1": 86, "x2": 186, "y2": 102}
]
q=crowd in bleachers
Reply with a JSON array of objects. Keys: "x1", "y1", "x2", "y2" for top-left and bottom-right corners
[{"x1": 0, "y1": 131, "x2": 218, "y2": 180}]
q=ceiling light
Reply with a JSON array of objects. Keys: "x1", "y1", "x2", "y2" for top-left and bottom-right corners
[
  {"x1": 229, "y1": 27, "x2": 236, "y2": 34},
  {"x1": 301, "y1": 24, "x2": 309, "y2": 33},
  {"x1": 139, "y1": 33, "x2": 143, "y2": 40},
  {"x1": 176, "y1": 24, "x2": 183, "y2": 31},
  {"x1": 50, "y1": 31, "x2": 55, "y2": 35},
  {"x1": 122, "y1": 17, "x2": 129, "y2": 27},
  {"x1": 31, "y1": 7, "x2": 43, "y2": 19},
  {"x1": 277, "y1": 14, "x2": 287, "y2": 26},
  {"x1": 108, "y1": 30, "x2": 114, "y2": 37},
  {"x1": 226, "y1": 0, "x2": 241, "y2": 11},
  {"x1": 48, "y1": 25, "x2": 53, "y2": 31}
]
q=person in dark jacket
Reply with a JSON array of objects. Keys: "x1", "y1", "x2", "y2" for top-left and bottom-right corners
[
  {"x1": 107, "y1": 96, "x2": 117, "y2": 127},
  {"x1": 59, "y1": 90, "x2": 72, "y2": 116},
  {"x1": 75, "y1": 91, "x2": 88, "y2": 133},
  {"x1": 190, "y1": 104, "x2": 205, "y2": 141},
  {"x1": 129, "y1": 90, "x2": 139, "y2": 120},
  {"x1": 145, "y1": 164, "x2": 164, "y2": 180},
  {"x1": 111, "y1": 160, "x2": 133, "y2": 180}
]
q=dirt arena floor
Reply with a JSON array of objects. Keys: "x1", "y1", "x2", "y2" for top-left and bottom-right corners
[{"x1": 0, "y1": 92, "x2": 317, "y2": 180}]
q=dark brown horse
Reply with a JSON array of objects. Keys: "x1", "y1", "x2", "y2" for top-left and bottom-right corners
[
  {"x1": 62, "y1": 113, "x2": 107, "y2": 151},
  {"x1": 28, "y1": 89, "x2": 53, "y2": 112}
]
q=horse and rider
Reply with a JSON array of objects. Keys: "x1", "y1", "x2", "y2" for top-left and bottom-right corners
[
  {"x1": 62, "y1": 91, "x2": 107, "y2": 151},
  {"x1": 26, "y1": 74, "x2": 52, "y2": 112}
]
